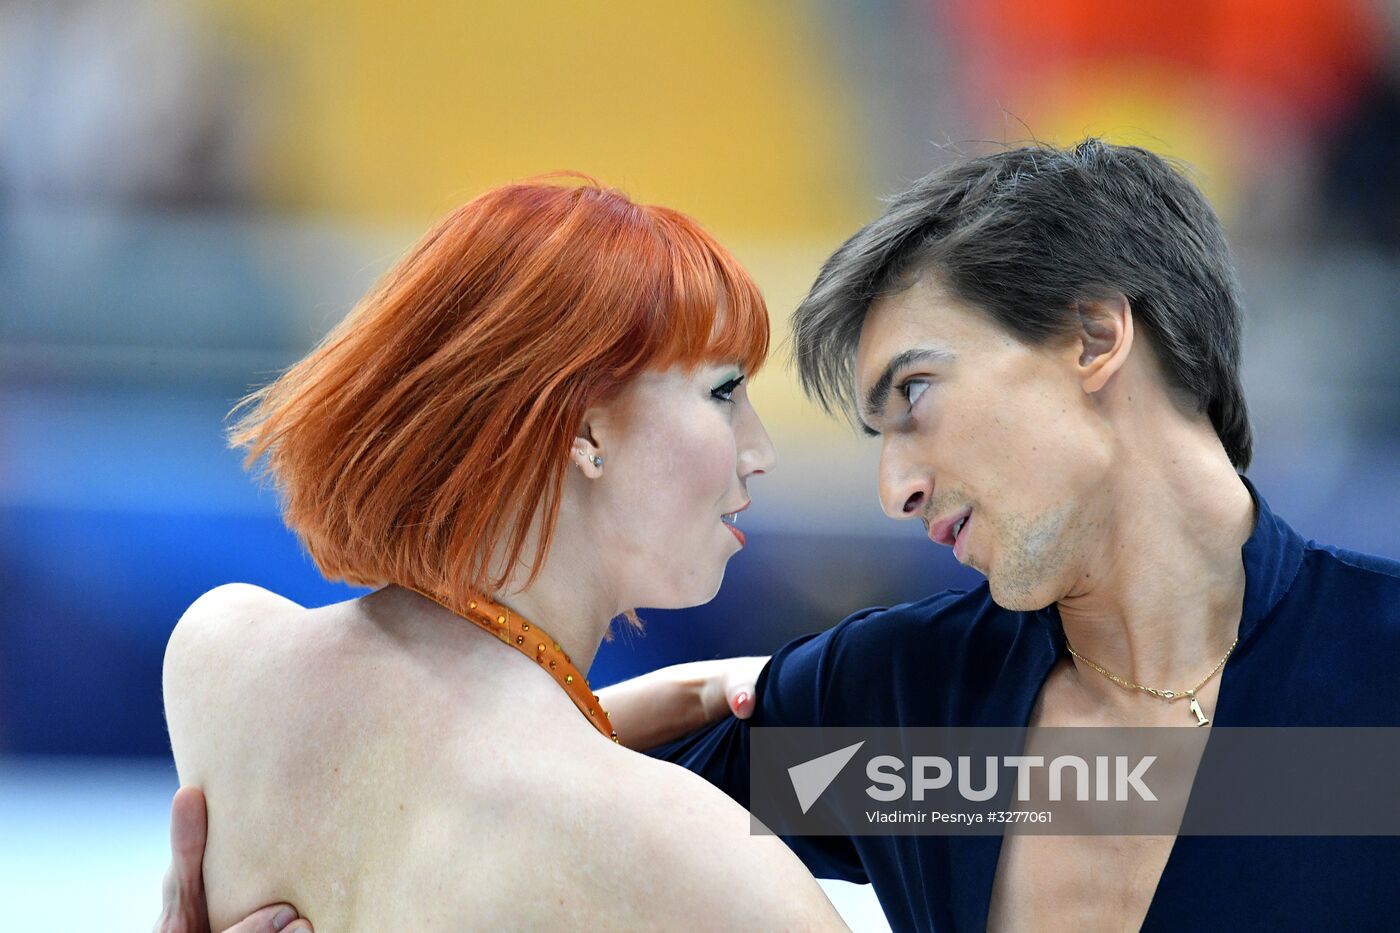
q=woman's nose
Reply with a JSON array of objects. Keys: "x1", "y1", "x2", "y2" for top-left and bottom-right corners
[{"x1": 739, "y1": 403, "x2": 777, "y2": 477}]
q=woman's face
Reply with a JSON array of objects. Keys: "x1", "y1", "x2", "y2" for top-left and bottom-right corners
[{"x1": 576, "y1": 362, "x2": 777, "y2": 610}]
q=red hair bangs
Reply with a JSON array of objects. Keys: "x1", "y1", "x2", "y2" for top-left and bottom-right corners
[{"x1": 640, "y1": 205, "x2": 769, "y2": 379}]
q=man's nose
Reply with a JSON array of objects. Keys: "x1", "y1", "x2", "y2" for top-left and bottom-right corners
[{"x1": 879, "y1": 445, "x2": 931, "y2": 520}]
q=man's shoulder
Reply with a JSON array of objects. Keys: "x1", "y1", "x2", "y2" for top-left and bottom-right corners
[
  {"x1": 1268, "y1": 541, "x2": 1400, "y2": 723},
  {"x1": 1298, "y1": 539, "x2": 1400, "y2": 626},
  {"x1": 1260, "y1": 536, "x2": 1400, "y2": 686},
  {"x1": 1303, "y1": 539, "x2": 1400, "y2": 586}
]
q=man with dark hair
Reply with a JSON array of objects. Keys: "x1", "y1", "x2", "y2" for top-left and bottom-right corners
[{"x1": 638, "y1": 138, "x2": 1400, "y2": 930}]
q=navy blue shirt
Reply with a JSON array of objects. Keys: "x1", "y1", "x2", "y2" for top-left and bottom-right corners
[{"x1": 650, "y1": 480, "x2": 1400, "y2": 931}]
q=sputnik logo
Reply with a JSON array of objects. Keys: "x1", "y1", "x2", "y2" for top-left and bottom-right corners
[{"x1": 788, "y1": 741, "x2": 865, "y2": 814}]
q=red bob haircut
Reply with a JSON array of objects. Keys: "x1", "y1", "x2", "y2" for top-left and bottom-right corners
[{"x1": 228, "y1": 178, "x2": 770, "y2": 613}]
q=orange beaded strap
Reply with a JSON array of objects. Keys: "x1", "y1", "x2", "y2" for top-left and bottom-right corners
[{"x1": 405, "y1": 585, "x2": 619, "y2": 743}]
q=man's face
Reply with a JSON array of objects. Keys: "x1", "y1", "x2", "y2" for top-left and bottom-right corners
[{"x1": 854, "y1": 275, "x2": 1113, "y2": 610}]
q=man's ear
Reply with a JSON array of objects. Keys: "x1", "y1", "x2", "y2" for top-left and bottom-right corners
[
  {"x1": 1075, "y1": 294, "x2": 1134, "y2": 394},
  {"x1": 571, "y1": 412, "x2": 605, "y2": 479}
]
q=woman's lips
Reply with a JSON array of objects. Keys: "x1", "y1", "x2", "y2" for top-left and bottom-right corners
[{"x1": 722, "y1": 500, "x2": 749, "y2": 547}]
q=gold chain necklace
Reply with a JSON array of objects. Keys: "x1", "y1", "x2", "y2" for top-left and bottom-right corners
[{"x1": 1063, "y1": 636, "x2": 1238, "y2": 726}]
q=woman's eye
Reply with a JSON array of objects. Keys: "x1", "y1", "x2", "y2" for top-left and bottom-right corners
[
  {"x1": 900, "y1": 379, "x2": 930, "y2": 409},
  {"x1": 711, "y1": 375, "x2": 745, "y2": 404}
]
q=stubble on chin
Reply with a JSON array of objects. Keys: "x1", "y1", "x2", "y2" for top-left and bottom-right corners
[{"x1": 984, "y1": 501, "x2": 1079, "y2": 612}]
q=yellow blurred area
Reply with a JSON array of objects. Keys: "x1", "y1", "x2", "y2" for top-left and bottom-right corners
[
  {"x1": 999, "y1": 64, "x2": 1242, "y2": 216},
  {"x1": 196, "y1": 0, "x2": 870, "y2": 238},
  {"x1": 728, "y1": 239, "x2": 859, "y2": 434},
  {"x1": 184, "y1": 0, "x2": 879, "y2": 445},
  {"x1": 164, "y1": 0, "x2": 1385, "y2": 458}
]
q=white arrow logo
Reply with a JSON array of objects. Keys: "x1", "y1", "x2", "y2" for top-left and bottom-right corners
[{"x1": 788, "y1": 741, "x2": 866, "y2": 814}]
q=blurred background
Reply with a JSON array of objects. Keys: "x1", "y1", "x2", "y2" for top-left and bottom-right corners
[{"x1": 2, "y1": 0, "x2": 1398, "y2": 929}]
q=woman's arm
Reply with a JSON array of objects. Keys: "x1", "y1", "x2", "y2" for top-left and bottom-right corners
[{"x1": 595, "y1": 656, "x2": 768, "y2": 750}]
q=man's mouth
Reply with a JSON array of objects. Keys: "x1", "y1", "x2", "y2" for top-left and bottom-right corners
[
  {"x1": 928, "y1": 507, "x2": 973, "y2": 548},
  {"x1": 952, "y1": 511, "x2": 973, "y2": 562}
]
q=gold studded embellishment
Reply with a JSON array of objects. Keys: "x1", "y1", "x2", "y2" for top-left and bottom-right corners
[{"x1": 404, "y1": 585, "x2": 616, "y2": 741}]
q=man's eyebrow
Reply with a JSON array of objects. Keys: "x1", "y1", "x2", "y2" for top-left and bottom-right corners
[{"x1": 859, "y1": 347, "x2": 956, "y2": 433}]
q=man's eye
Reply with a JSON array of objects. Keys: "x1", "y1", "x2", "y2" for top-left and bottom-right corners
[
  {"x1": 900, "y1": 379, "x2": 930, "y2": 408},
  {"x1": 711, "y1": 376, "x2": 745, "y2": 403}
]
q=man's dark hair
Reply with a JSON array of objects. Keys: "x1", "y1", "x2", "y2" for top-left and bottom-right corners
[{"x1": 791, "y1": 138, "x2": 1253, "y2": 469}]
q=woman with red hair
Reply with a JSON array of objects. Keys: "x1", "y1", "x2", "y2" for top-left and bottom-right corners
[{"x1": 160, "y1": 180, "x2": 846, "y2": 931}]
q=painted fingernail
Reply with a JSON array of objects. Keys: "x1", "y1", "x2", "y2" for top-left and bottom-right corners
[
  {"x1": 273, "y1": 907, "x2": 297, "y2": 930},
  {"x1": 733, "y1": 691, "x2": 749, "y2": 710}
]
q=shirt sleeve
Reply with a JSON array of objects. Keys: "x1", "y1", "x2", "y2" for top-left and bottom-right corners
[{"x1": 645, "y1": 611, "x2": 883, "y2": 883}]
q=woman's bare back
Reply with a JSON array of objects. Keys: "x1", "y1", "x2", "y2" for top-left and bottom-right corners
[{"x1": 163, "y1": 583, "x2": 845, "y2": 931}]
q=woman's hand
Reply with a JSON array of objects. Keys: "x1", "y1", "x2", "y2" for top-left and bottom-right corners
[
  {"x1": 711, "y1": 655, "x2": 769, "y2": 721},
  {"x1": 153, "y1": 786, "x2": 312, "y2": 933}
]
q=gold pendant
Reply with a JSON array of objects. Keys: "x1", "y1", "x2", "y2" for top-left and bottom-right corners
[{"x1": 1188, "y1": 694, "x2": 1209, "y2": 727}]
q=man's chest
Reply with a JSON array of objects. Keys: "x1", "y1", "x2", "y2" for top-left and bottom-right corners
[
  {"x1": 984, "y1": 832, "x2": 1175, "y2": 932},
  {"x1": 978, "y1": 662, "x2": 1216, "y2": 930}
]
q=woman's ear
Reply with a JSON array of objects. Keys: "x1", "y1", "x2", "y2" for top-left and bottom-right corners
[
  {"x1": 1076, "y1": 294, "x2": 1135, "y2": 394},
  {"x1": 572, "y1": 416, "x2": 605, "y2": 479}
]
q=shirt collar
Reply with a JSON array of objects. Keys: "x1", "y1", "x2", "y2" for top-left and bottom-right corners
[{"x1": 1235, "y1": 474, "x2": 1306, "y2": 647}]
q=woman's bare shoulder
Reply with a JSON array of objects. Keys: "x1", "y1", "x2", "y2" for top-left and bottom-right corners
[
  {"x1": 179, "y1": 582, "x2": 303, "y2": 627},
  {"x1": 162, "y1": 584, "x2": 317, "y2": 768},
  {"x1": 164, "y1": 584, "x2": 298, "y2": 687}
]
